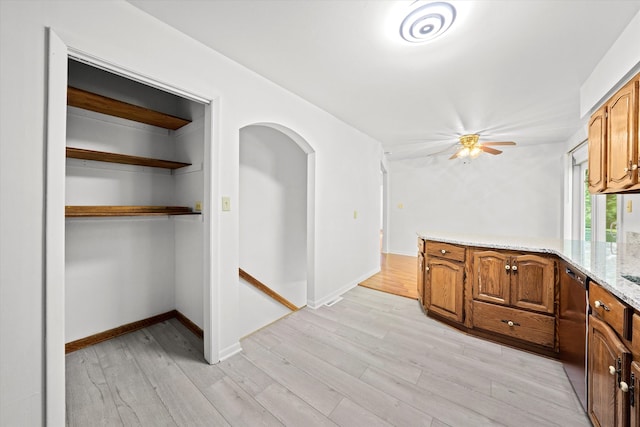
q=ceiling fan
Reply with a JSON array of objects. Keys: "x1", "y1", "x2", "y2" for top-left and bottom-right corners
[{"x1": 449, "y1": 134, "x2": 516, "y2": 160}]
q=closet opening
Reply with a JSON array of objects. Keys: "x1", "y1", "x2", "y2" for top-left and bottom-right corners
[{"x1": 63, "y1": 59, "x2": 211, "y2": 355}]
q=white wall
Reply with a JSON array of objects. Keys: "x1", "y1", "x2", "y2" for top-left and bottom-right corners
[
  {"x1": 174, "y1": 119, "x2": 206, "y2": 329},
  {"x1": 0, "y1": 1, "x2": 382, "y2": 424},
  {"x1": 238, "y1": 124, "x2": 307, "y2": 337},
  {"x1": 239, "y1": 125, "x2": 307, "y2": 307},
  {"x1": 580, "y1": 8, "x2": 640, "y2": 117},
  {"x1": 388, "y1": 143, "x2": 566, "y2": 255}
]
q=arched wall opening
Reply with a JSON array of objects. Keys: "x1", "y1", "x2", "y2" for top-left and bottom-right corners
[{"x1": 238, "y1": 123, "x2": 315, "y2": 336}]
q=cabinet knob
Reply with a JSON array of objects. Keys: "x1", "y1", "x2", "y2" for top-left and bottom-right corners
[
  {"x1": 501, "y1": 319, "x2": 520, "y2": 327},
  {"x1": 595, "y1": 300, "x2": 610, "y2": 311},
  {"x1": 633, "y1": 165, "x2": 638, "y2": 171},
  {"x1": 621, "y1": 381, "x2": 630, "y2": 393},
  {"x1": 511, "y1": 265, "x2": 518, "y2": 272},
  {"x1": 426, "y1": 266, "x2": 430, "y2": 271},
  {"x1": 441, "y1": 249, "x2": 447, "y2": 254},
  {"x1": 505, "y1": 264, "x2": 511, "y2": 270},
  {"x1": 609, "y1": 365, "x2": 617, "y2": 376}
]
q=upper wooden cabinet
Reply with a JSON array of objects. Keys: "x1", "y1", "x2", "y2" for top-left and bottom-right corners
[
  {"x1": 588, "y1": 106, "x2": 607, "y2": 193},
  {"x1": 588, "y1": 72, "x2": 639, "y2": 194},
  {"x1": 607, "y1": 78, "x2": 638, "y2": 191}
]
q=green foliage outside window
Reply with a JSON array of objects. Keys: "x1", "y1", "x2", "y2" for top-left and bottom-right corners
[{"x1": 584, "y1": 169, "x2": 617, "y2": 243}]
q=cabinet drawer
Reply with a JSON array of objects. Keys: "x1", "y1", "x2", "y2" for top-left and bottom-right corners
[
  {"x1": 426, "y1": 241, "x2": 465, "y2": 262},
  {"x1": 472, "y1": 301, "x2": 555, "y2": 348},
  {"x1": 589, "y1": 282, "x2": 630, "y2": 339}
]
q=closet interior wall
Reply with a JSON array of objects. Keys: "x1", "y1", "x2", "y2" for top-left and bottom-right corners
[{"x1": 65, "y1": 60, "x2": 205, "y2": 343}]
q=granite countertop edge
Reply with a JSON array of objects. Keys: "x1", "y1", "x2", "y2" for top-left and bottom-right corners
[{"x1": 418, "y1": 233, "x2": 640, "y2": 311}]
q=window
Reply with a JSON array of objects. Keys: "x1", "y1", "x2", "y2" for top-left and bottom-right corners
[{"x1": 570, "y1": 142, "x2": 620, "y2": 243}]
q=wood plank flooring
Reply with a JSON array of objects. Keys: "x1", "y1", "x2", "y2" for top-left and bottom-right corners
[
  {"x1": 359, "y1": 253, "x2": 418, "y2": 299},
  {"x1": 66, "y1": 286, "x2": 590, "y2": 426}
]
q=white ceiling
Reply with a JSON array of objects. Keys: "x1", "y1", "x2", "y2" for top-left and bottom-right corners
[{"x1": 129, "y1": 0, "x2": 640, "y2": 160}]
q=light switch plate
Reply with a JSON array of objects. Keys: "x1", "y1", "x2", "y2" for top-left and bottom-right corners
[{"x1": 222, "y1": 196, "x2": 231, "y2": 211}]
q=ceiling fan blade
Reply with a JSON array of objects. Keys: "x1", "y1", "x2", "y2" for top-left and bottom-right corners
[
  {"x1": 480, "y1": 146, "x2": 503, "y2": 155},
  {"x1": 449, "y1": 150, "x2": 461, "y2": 160},
  {"x1": 481, "y1": 141, "x2": 516, "y2": 146}
]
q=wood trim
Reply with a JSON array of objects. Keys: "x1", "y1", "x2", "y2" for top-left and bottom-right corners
[
  {"x1": 65, "y1": 205, "x2": 200, "y2": 217},
  {"x1": 239, "y1": 268, "x2": 299, "y2": 311},
  {"x1": 66, "y1": 147, "x2": 191, "y2": 170},
  {"x1": 65, "y1": 310, "x2": 177, "y2": 353},
  {"x1": 67, "y1": 86, "x2": 191, "y2": 130},
  {"x1": 65, "y1": 310, "x2": 204, "y2": 353},
  {"x1": 175, "y1": 310, "x2": 204, "y2": 339}
]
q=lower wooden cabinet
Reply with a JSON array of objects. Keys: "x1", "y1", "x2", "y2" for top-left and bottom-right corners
[
  {"x1": 472, "y1": 300, "x2": 555, "y2": 348},
  {"x1": 631, "y1": 361, "x2": 640, "y2": 427},
  {"x1": 425, "y1": 257, "x2": 464, "y2": 322},
  {"x1": 472, "y1": 250, "x2": 555, "y2": 314},
  {"x1": 588, "y1": 314, "x2": 631, "y2": 427},
  {"x1": 417, "y1": 251, "x2": 425, "y2": 305}
]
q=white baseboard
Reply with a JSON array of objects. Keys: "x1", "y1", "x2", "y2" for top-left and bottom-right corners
[
  {"x1": 307, "y1": 266, "x2": 380, "y2": 309},
  {"x1": 218, "y1": 342, "x2": 242, "y2": 361}
]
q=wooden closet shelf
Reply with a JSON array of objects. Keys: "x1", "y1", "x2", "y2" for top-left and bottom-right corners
[
  {"x1": 65, "y1": 206, "x2": 201, "y2": 217},
  {"x1": 66, "y1": 147, "x2": 191, "y2": 170},
  {"x1": 67, "y1": 86, "x2": 191, "y2": 130}
]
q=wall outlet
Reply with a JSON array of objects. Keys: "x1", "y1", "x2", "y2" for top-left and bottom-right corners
[
  {"x1": 222, "y1": 196, "x2": 231, "y2": 211},
  {"x1": 195, "y1": 201, "x2": 202, "y2": 212},
  {"x1": 627, "y1": 200, "x2": 633, "y2": 213},
  {"x1": 353, "y1": 210, "x2": 358, "y2": 219}
]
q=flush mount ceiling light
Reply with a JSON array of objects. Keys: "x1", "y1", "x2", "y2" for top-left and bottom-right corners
[{"x1": 400, "y1": 1, "x2": 456, "y2": 44}]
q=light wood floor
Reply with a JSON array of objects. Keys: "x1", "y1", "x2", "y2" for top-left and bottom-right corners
[
  {"x1": 66, "y1": 286, "x2": 589, "y2": 426},
  {"x1": 359, "y1": 253, "x2": 418, "y2": 299}
]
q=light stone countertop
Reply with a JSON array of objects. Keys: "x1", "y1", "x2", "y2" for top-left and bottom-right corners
[{"x1": 418, "y1": 232, "x2": 640, "y2": 311}]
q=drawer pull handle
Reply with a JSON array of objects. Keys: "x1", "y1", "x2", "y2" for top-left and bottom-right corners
[
  {"x1": 441, "y1": 249, "x2": 447, "y2": 254},
  {"x1": 501, "y1": 319, "x2": 520, "y2": 327},
  {"x1": 595, "y1": 300, "x2": 610, "y2": 311},
  {"x1": 621, "y1": 381, "x2": 630, "y2": 393}
]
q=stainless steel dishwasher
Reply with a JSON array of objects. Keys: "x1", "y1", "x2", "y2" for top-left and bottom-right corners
[{"x1": 558, "y1": 260, "x2": 588, "y2": 410}]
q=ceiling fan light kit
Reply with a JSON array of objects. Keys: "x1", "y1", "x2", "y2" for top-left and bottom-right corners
[{"x1": 449, "y1": 134, "x2": 516, "y2": 160}]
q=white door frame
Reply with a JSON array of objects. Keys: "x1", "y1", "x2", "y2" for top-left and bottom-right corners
[{"x1": 44, "y1": 28, "x2": 219, "y2": 425}]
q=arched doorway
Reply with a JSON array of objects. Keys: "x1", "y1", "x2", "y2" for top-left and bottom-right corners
[{"x1": 238, "y1": 123, "x2": 315, "y2": 336}]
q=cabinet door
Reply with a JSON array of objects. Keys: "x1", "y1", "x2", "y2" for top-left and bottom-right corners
[
  {"x1": 426, "y1": 258, "x2": 464, "y2": 323},
  {"x1": 588, "y1": 106, "x2": 607, "y2": 193},
  {"x1": 631, "y1": 361, "x2": 640, "y2": 427},
  {"x1": 588, "y1": 315, "x2": 630, "y2": 427},
  {"x1": 472, "y1": 251, "x2": 510, "y2": 306},
  {"x1": 510, "y1": 255, "x2": 555, "y2": 314},
  {"x1": 607, "y1": 78, "x2": 638, "y2": 191},
  {"x1": 417, "y1": 252, "x2": 425, "y2": 305}
]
